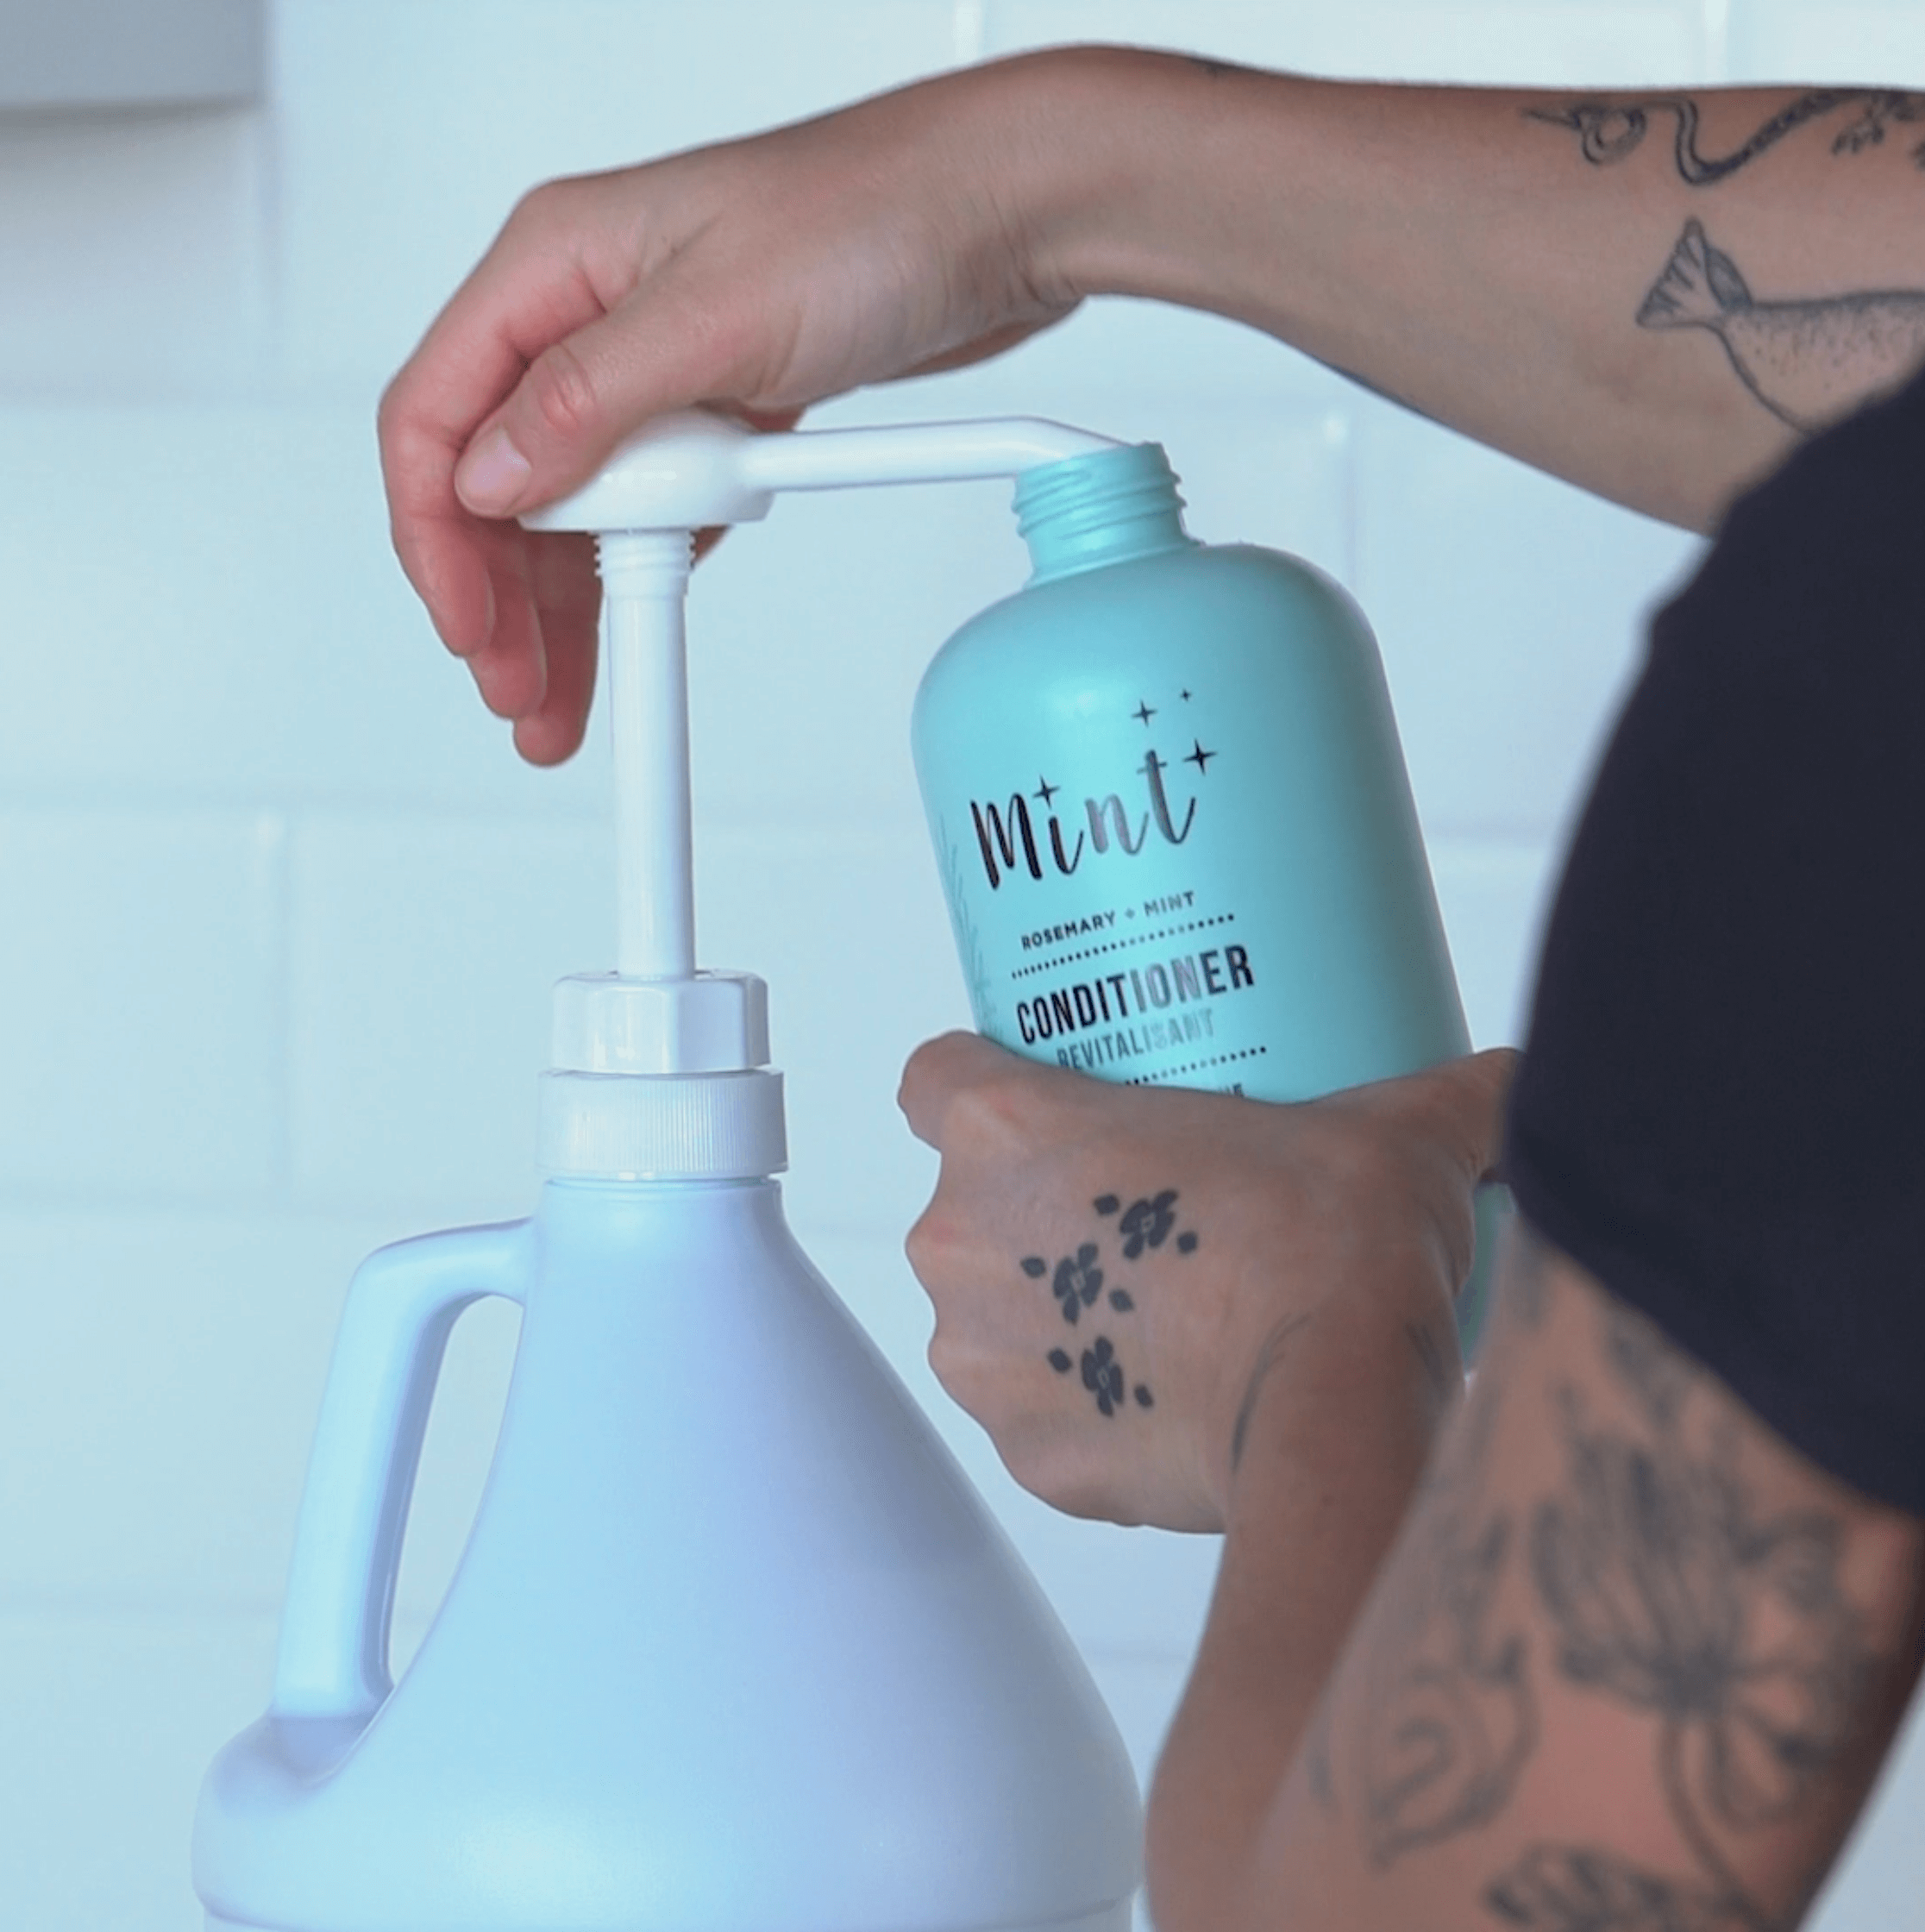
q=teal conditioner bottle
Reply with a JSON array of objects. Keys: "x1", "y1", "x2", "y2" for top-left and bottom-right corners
[{"x1": 912, "y1": 442, "x2": 1495, "y2": 1329}]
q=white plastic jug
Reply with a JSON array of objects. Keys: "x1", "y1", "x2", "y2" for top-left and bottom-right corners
[
  {"x1": 194, "y1": 1174, "x2": 1140, "y2": 1930},
  {"x1": 194, "y1": 419, "x2": 1146, "y2": 1932}
]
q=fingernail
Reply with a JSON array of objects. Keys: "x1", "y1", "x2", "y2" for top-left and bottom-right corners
[{"x1": 456, "y1": 426, "x2": 533, "y2": 515}]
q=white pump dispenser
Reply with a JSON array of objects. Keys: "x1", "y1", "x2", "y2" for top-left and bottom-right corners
[
  {"x1": 519, "y1": 408, "x2": 1118, "y2": 534},
  {"x1": 530, "y1": 412, "x2": 1120, "y2": 1183},
  {"x1": 193, "y1": 412, "x2": 1141, "y2": 1932},
  {"x1": 536, "y1": 520, "x2": 788, "y2": 1183}
]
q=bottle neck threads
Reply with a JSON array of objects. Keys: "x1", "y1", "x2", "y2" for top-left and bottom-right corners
[{"x1": 1014, "y1": 442, "x2": 1194, "y2": 585}]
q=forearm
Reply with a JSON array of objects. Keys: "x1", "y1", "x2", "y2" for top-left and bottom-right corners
[
  {"x1": 1006, "y1": 52, "x2": 1925, "y2": 530},
  {"x1": 1145, "y1": 1286, "x2": 1455, "y2": 1930}
]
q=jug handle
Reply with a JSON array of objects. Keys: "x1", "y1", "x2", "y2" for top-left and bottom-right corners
[{"x1": 267, "y1": 1220, "x2": 532, "y2": 1726}]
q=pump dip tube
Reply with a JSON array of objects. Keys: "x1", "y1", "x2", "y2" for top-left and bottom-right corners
[{"x1": 192, "y1": 409, "x2": 1481, "y2": 1932}]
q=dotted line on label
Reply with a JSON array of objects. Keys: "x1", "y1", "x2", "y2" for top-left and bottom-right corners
[
  {"x1": 1010, "y1": 913, "x2": 1237, "y2": 981},
  {"x1": 1126, "y1": 1045, "x2": 1270, "y2": 1086}
]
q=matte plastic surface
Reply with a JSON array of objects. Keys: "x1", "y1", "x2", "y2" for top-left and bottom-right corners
[
  {"x1": 194, "y1": 1179, "x2": 1142, "y2": 1930},
  {"x1": 599, "y1": 531, "x2": 699, "y2": 982},
  {"x1": 913, "y1": 447, "x2": 1471, "y2": 1101},
  {"x1": 912, "y1": 444, "x2": 1498, "y2": 1335},
  {"x1": 518, "y1": 411, "x2": 1119, "y2": 534}
]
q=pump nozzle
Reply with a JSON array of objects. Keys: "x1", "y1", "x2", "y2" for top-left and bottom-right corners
[{"x1": 519, "y1": 411, "x2": 1121, "y2": 536}]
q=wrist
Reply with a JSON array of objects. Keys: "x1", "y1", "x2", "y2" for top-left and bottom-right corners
[
  {"x1": 952, "y1": 46, "x2": 1233, "y2": 310},
  {"x1": 1217, "y1": 1276, "x2": 1456, "y2": 1523},
  {"x1": 981, "y1": 47, "x2": 1325, "y2": 317}
]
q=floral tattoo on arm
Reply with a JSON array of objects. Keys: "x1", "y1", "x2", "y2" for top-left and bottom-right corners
[
  {"x1": 1502, "y1": 1309, "x2": 1874, "y2": 1930},
  {"x1": 1330, "y1": 1269, "x2": 1885, "y2": 1930}
]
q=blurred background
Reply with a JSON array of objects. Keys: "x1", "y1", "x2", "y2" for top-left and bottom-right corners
[{"x1": 2, "y1": 1, "x2": 1922, "y2": 1925}]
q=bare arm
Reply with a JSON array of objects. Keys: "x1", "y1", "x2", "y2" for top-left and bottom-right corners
[
  {"x1": 1148, "y1": 1231, "x2": 1925, "y2": 1932},
  {"x1": 895, "y1": 1019, "x2": 1925, "y2": 1930},
  {"x1": 1042, "y1": 60, "x2": 1925, "y2": 532},
  {"x1": 379, "y1": 52, "x2": 1925, "y2": 761}
]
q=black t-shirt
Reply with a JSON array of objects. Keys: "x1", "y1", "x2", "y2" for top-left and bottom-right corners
[{"x1": 1503, "y1": 364, "x2": 1925, "y2": 1515}]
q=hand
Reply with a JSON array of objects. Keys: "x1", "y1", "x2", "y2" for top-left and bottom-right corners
[
  {"x1": 378, "y1": 53, "x2": 1092, "y2": 765},
  {"x1": 899, "y1": 1032, "x2": 1516, "y2": 1534}
]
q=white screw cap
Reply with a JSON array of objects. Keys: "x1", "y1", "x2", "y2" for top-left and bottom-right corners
[
  {"x1": 539, "y1": 969, "x2": 786, "y2": 1180},
  {"x1": 551, "y1": 971, "x2": 770, "y2": 1076}
]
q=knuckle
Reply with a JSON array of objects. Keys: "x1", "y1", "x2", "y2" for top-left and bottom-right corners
[
  {"x1": 1007, "y1": 1443, "x2": 1110, "y2": 1522},
  {"x1": 521, "y1": 339, "x2": 601, "y2": 445},
  {"x1": 902, "y1": 1210, "x2": 943, "y2": 1285},
  {"x1": 925, "y1": 1327, "x2": 1005, "y2": 1419},
  {"x1": 374, "y1": 371, "x2": 433, "y2": 483},
  {"x1": 944, "y1": 1072, "x2": 1037, "y2": 1153},
  {"x1": 373, "y1": 376, "x2": 404, "y2": 451},
  {"x1": 507, "y1": 174, "x2": 576, "y2": 232},
  {"x1": 1307, "y1": 1111, "x2": 1393, "y2": 1199},
  {"x1": 904, "y1": 1193, "x2": 965, "y2": 1271},
  {"x1": 925, "y1": 1325, "x2": 976, "y2": 1407}
]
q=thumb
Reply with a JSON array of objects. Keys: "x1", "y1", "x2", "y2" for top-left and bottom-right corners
[
  {"x1": 452, "y1": 285, "x2": 763, "y2": 520},
  {"x1": 1427, "y1": 1046, "x2": 1519, "y2": 1187},
  {"x1": 897, "y1": 1030, "x2": 1024, "y2": 1150},
  {"x1": 1358, "y1": 1047, "x2": 1519, "y2": 1191}
]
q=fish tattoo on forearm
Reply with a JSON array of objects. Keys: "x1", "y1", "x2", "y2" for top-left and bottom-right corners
[{"x1": 1637, "y1": 219, "x2": 1925, "y2": 432}]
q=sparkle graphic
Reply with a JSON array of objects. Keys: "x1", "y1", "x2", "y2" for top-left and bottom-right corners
[
  {"x1": 1184, "y1": 740, "x2": 1217, "y2": 775},
  {"x1": 1132, "y1": 700, "x2": 1157, "y2": 727},
  {"x1": 1033, "y1": 775, "x2": 1061, "y2": 807}
]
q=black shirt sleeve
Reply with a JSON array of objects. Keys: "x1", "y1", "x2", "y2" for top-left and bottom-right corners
[{"x1": 1503, "y1": 367, "x2": 1925, "y2": 1514}]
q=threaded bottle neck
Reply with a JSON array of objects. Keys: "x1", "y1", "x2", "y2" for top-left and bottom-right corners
[
  {"x1": 596, "y1": 527, "x2": 694, "y2": 599},
  {"x1": 1014, "y1": 442, "x2": 1194, "y2": 585}
]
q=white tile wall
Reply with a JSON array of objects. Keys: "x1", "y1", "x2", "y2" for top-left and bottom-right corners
[
  {"x1": 1430, "y1": 837, "x2": 1562, "y2": 1049},
  {"x1": 0, "y1": 1611, "x2": 273, "y2": 1932},
  {"x1": 0, "y1": 1209, "x2": 397, "y2": 1607},
  {"x1": 273, "y1": 0, "x2": 962, "y2": 391},
  {"x1": 286, "y1": 811, "x2": 611, "y2": 1209},
  {"x1": 1727, "y1": 1, "x2": 1925, "y2": 85},
  {"x1": 982, "y1": 0, "x2": 1709, "y2": 85},
  {"x1": 0, "y1": 809, "x2": 285, "y2": 1200},
  {"x1": 1352, "y1": 393, "x2": 1705, "y2": 844},
  {"x1": 3, "y1": 3, "x2": 1921, "y2": 1927},
  {"x1": 0, "y1": 404, "x2": 609, "y2": 815}
]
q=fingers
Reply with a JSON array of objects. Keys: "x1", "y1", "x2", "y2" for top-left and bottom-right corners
[
  {"x1": 451, "y1": 269, "x2": 768, "y2": 521},
  {"x1": 379, "y1": 205, "x2": 609, "y2": 658},
  {"x1": 510, "y1": 530, "x2": 601, "y2": 763},
  {"x1": 898, "y1": 1030, "x2": 1020, "y2": 1148},
  {"x1": 378, "y1": 411, "x2": 498, "y2": 664},
  {"x1": 1444, "y1": 1047, "x2": 1521, "y2": 1184},
  {"x1": 1372, "y1": 1047, "x2": 1521, "y2": 1189},
  {"x1": 381, "y1": 178, "x2": 710, "y2": 696}
]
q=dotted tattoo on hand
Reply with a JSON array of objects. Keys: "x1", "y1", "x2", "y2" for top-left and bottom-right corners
[
  {"x1": 1047, "y1": 1337, "x2": 1154, "y2": 1417},
  {"x1": 1097, "y1": 1188, "x2": 1199, "y2": 1259},
  {"x1": 1021, "y1": 1185, "x2": 1199, "y2": 1417},
  {"x1": 1023, "y1": 1245, "x2": 1107, "y2": 1325}
]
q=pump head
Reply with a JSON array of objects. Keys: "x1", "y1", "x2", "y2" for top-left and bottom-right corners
[
  {"x1": 519, "y1": 410, "x2": 1119, "y2": 537},
  {"x1": 520, "y1": 411, "x2": 776, "y2": 533}
]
